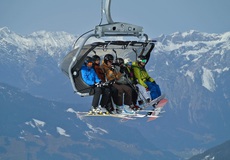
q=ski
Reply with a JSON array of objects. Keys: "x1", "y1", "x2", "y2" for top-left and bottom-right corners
[
  {"x1": 76, "y1": 111, "x2": 159, "y2": 121},
  {"x1": 74, "y1": 95, "x2": 168, "y2": 122}
]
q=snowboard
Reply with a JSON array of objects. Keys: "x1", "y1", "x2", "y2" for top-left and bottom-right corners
[
  {"x1": 141, "y1": 94, "x2": 166, "y2": 110},
  {"x1": 76, "y1": 111, "x2": 159, "y2": 122},
  {"x1": 147, "y1": 98, "x2": 168, "y2": 122}
]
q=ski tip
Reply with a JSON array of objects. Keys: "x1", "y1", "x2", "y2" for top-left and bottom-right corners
[
  {"x1": 160, "y1": 98, "x2": 168, "y2": 103},
  {"x1": 147, "y1": 117, "x2": 157, "y2": 122}
]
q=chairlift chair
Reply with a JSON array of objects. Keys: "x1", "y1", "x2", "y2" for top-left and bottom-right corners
[{"x1": 60, "y1": 0, "x2": 156, "y2": 96}]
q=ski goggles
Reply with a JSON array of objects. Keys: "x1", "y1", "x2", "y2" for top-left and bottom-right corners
[{"x1": 140, "y1": 59, "x2": 147, "y2": 63}]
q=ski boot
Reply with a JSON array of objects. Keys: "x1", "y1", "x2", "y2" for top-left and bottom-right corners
[
  {"x1": 115, "y1": 105, "x2": 123, "y2": 114},
  {"x1": 147, "y1": 98, "x2": 151, "y2": 103},
  {"x1": 88, "y1": 106, "x2": 100, "y2": 115},
  {"x1": 98, "y1": 106, "x2": 109, "y2": 115},
  {"x1": 105, "y1": 106, "x2": 115, "y2": 114},
  {"x1": 131, "y1": 104, "x2": 142, "y2": 111},
  {"x1": 147, "y1": 104, "x2": 156, "y2": 115},
  {"x1": 123, "y1": 105, "x2": 136, "y2": 115}
]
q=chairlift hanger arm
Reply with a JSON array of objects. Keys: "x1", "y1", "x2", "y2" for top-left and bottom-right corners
[
  {"x1": 96, "y1": 0, "x2": 144, "y2": 39},
  {"x1": 104, "y1": 0, "x2": 114, "y2": 24}
]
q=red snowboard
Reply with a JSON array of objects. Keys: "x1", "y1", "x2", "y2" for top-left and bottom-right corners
[{"x1": 147, "y1": 98, "x2": 168, "y2": 122}]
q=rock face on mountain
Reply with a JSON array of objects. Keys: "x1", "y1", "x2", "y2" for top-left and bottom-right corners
[{"x1": 0, "y1": 27, "x2": 230, "y2": 159}]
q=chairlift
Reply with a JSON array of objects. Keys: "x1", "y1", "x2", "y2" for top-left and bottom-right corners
[{"x1": 60, "y1": 0, "x2": 156, "y2": 96}]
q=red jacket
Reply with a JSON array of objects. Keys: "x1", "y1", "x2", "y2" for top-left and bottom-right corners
[{"x1": 93, "y1": 63, "x2": 106, "y2": 82}]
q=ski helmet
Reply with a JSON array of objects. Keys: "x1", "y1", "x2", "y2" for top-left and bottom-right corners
[
  {"x1": 92, "y1": 55, "x2": 100, "y2": 61},
  {"x1": 115, "y1": 58, "x2": 124, "y2": 66},
  {"x1": 137, "y1": 55, "x2": 147, "y2": 63},
  {"x1": 84, "y1": 56, "x2": 93, "y2": 64},
  {"x1": 104, "y1": 54, "x2": 114, "y2": 64}
]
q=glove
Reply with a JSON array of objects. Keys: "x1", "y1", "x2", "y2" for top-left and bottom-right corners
[
  {"x1": 152, "y1": 81, "x2": 156, "y2": 84},
  {"x1": 103, "y1": 80, "x2": 114, "y2": 87},
  {"x1": 102, "y1": 82, "x2": 109, "y2": 87},
  {"x1": 111, "y1": 65, "x2": 115, "y2": 71},
  {"x1": 94, "y1": 81, "x2": 102, "y2": 87}
]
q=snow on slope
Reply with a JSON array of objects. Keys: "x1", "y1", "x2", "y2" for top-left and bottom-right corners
[
  {"x1": 202, "y1": 67, "x2": 216, "y2": 92},
  {"x1": 153, "y1": 30, "x2": 230, "y2": 92},
  {"x1": 0, "y1": 27, "x2": 74, "y2": 56},
  {"x1": 56, "y1": 127, "x2": 70, "y2": 137}
]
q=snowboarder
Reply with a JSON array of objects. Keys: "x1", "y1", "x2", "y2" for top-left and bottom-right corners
[{"x1": 132, "y1": 55, "x2": 161, "y2": 104}]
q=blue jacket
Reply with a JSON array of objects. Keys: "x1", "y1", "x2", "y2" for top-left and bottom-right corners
[{"x1": 81, "y1": 65, "x2": 100, "y2": 86}]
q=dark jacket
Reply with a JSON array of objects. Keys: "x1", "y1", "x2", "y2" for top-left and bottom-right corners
[{"x1": 93, "y1": 63, "x2": 106, "y2": 82}]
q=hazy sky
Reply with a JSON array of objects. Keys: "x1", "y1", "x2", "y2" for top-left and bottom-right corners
[{"x1": 1, "y1": 0, "x2": 230, "y2": 38}]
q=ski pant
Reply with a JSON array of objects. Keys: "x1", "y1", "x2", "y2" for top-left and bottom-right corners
[
  {"x1": 91, "y1": 87, "x2": 102, "y2": 108},
  {"x1": 92, "y1": 86, "x2": 111, "y2": 109},
  {"x1": 106, "y1": 86, "x2": 117, "y2": 111},
  {"x1": 145, "y1": 81, "x2": 161, "y2": 100},
  {"x1": 131, "y1": 86, "x2": 138, "y2": 105},
  {"x1": 127, "y1": 84, "x2": 138, "y2": 105},
  {"x1": 112, "y1": 83, "x2": 132, "y2": 106},
  {"x1": 100, "y1": 87, "x2": 111, "y2": 108}
]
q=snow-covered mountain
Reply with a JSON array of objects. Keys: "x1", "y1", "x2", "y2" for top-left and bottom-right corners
[
  {"x1": 0, "y1": 27, "x2": 230, "y2": 159},
  {"x1": 155, "y1": 30, "x2": 230, "y2": 92},
  {"x1": 146, "y1": 30, "x2": 230, "y2": 155},
  {"x1": 152, "y1": 30, "x2": 230, "y2": 122},
  {"x1": 0, "y1": 27, "x2": 76, "y2": 102}
]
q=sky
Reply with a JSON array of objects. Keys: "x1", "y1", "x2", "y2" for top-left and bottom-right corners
[{"x1": 0, "y1": 0, "x2": 230, "y2": 38}]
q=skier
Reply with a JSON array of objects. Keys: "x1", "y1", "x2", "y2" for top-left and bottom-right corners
[
  {"x1": 101, "y1": 54, "x2": 135, "y2": 114},
  {"x1": 92, "y1": 55, "x2": 115, "y2": 113},
  {"x1": 80, "y1": 56, "x2": 109, "y2": 114},
  {"x1": 115, "y1": 58, "x2": 140, "y2": 110},
  {"x1": 132, "y1": 55, "x2": 161, "y2": 106}
]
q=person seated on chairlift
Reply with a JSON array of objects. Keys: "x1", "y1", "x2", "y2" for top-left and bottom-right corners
[
  {"x1": 132, "y1": 55, "x2": 162, "y2": 108},
  {"x1": 80, "y1": 56, "x2": 110, "y2": 114},
  {"x1": 126, "y1": 60, "x2": 151, "y2": 105},
  {"x1": 101, "y1": 54, "x2": 135, "y2": 114},
  {"x1": 115, "y1": 58, "x2": 140, "y2": 111},
  {"x1": 92, "y1": 55, "x2": 115, "y2": 114}
]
